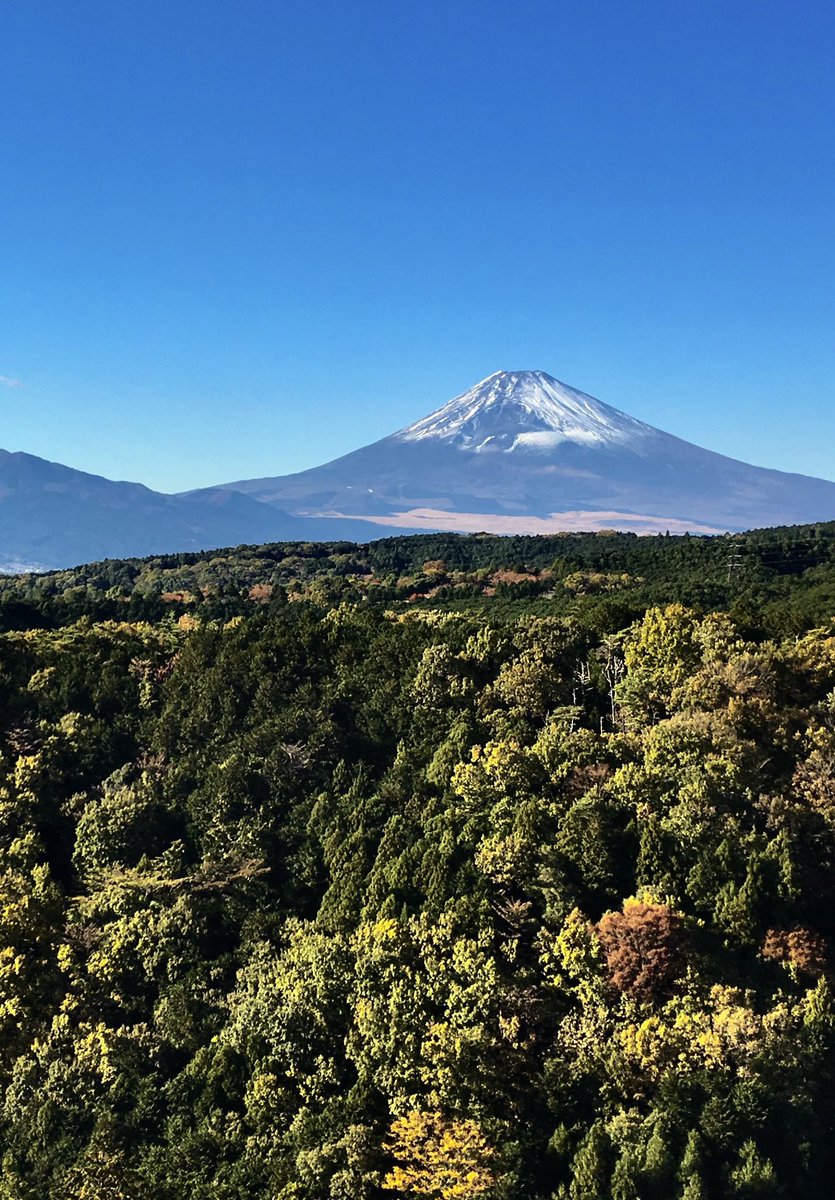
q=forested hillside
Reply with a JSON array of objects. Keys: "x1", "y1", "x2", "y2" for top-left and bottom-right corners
[
  {"x1": 4, "y1": 520, "x2": 835, "y2": 636},
  {"x1": 3, "y1": 525, "x2": 835, "y2": 1197}
]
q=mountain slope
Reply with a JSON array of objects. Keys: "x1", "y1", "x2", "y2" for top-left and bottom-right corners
[
  {"x1": 223, "y1": 370, "x2": 835, "y2": 534},
  {"x1": 0, "y1": 451, "x2": 384, "y2": 572}
]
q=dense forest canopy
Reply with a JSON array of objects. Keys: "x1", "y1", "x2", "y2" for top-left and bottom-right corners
[
  {"x1": 3, "y1": 522, "x2": 835, "y2": 1197},
  {"x1": 4, "y1": 521, "x2": 835, "y2": 637}
]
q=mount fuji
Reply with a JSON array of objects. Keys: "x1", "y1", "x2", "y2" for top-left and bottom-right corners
[
  {"x1": 5, "y1": 369, "x2": 834, "y2": 573},
  {"x1": 219, "y1": 370, "x2": 835, "y2": 535}
]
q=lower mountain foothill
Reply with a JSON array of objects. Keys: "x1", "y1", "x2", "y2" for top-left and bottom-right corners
[{"x1": 2, "y1": 523, "x2": 835, "y2": 1197}]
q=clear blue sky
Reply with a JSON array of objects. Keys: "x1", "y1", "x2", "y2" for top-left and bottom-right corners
[{"x1": 2, "y1": 0, "x2": 834, "y2": 492}]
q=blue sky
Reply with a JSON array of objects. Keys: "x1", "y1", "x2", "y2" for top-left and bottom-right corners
[{"x1": 2, "y1": 0, "x2": 834, "y2": 492}]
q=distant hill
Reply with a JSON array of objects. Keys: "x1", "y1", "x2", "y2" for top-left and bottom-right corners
[{"x1": 0, "y1": 450, "x2": 385, "y2": 571}]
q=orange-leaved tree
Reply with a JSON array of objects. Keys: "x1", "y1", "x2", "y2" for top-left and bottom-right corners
[{"x1": 597, "y1": 900, "x2": 687, "y2": 1002}]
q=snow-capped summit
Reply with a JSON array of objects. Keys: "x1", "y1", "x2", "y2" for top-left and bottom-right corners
[
  {"x1": 10, "y1": 366, "x2": 835, "y2": 569},
  {"x1": 394, "y1": 370, "x2": 654, "y2": 453},
  {"x1": 221, "y1": 368, "x2": 835, "y2": 536}
]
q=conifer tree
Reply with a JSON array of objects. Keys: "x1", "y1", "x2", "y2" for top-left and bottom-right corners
[{"x1": 568, "y1": 1124, "x2": 611, "y2": 1200}]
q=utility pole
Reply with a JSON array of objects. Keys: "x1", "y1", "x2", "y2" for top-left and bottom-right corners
[{"x1": 726, "y1": 548, "x2": 744, "y2": 585}]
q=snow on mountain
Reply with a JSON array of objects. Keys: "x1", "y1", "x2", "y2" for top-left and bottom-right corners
[
  {"x1": 16, "y1": 366, "x2": 834, "y2": 569},
  {"x1": 222, "y1": 368, "x2": 835, "y2": 535},
  {"x1": 393, "y1": 370, "x2": 655, "y2": 452}
]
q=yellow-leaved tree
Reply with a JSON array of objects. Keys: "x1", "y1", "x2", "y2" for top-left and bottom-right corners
[{"x1": 383, "y1": 1110, "x2": 498, "y2": 1199}]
